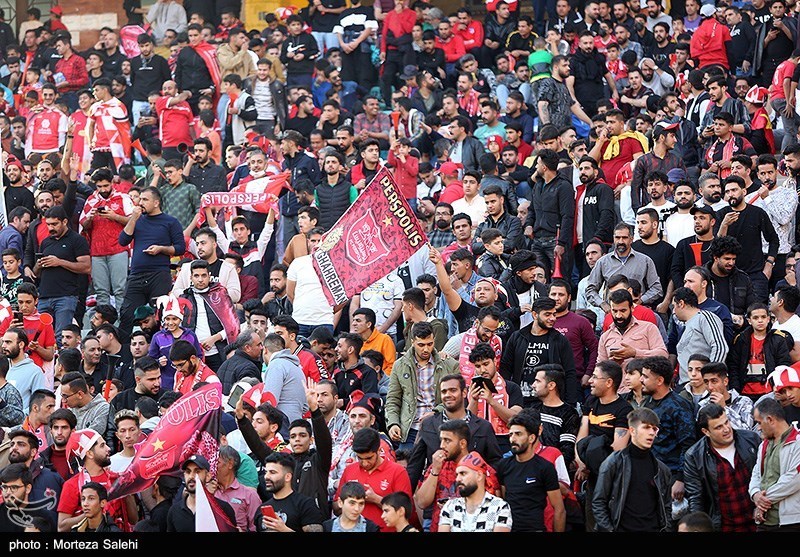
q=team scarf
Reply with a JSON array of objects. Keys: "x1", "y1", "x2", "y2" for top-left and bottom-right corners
[
  {"x1": 475, "y1": 374, "x2": 511, "y2": 436},
  {"x1": 602, "y1": 130, "x2": 650, "y2": 161},
  {"x1": 189, "y1": 41, "x2": 222, "y2": 103},
  {"x1": 704, "y1": 136, "x2": 739, "y2": 179},
  {"x1": 174, "y1": 360, "x2": 220, "y2": 395},
  {"x1": 198, "y1": 168, "x2": 289, "y2": 226},
  {"x1": 458, "y1": 326, "x2": 502, "y2": 385},
  {"x1": 184, "y1": 282, "x2": 240, "y2": 348},
  {"x1": 93, "y1": 97, "x2": 132, "y2": 170},
  {"x1": 69, "y1": 110, "x2": 92, "y2": 179}
]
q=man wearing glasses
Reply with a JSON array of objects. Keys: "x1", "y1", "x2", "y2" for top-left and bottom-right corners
[
  {"x1": 0, "y1": 462, "x2": 57, "y2": 532},
  {"x1": 59, "y1": 372, "x2": 110, "y2": 436}
]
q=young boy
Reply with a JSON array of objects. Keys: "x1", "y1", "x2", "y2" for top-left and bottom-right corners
[
  {"x1": 0, "y1": 248, "x2": 34, "y2": 308},
  {"x1": 728, "y1": 302, "x2": 794, "y2": 402},
  {"x1": 620, "y1": 358, "x2": 650, "y2": 409},
  {"x1": 380, "y1": 491, "x2": 419, "y2": 533},
  {"x1": 324, "y1": 481, "x2": 381, "y2": 532},
  {"x1": 678, "y1": 353, "x2": 710, "y2": 409},
  {"x1": 476, "y1": 228, "x2": 509, "y2": 279},
  {"x1": 388, "y1": 137, "x2": 420, "y2": 211}
]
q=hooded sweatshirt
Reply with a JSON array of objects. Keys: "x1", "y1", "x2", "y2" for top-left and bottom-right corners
[
  {"x1": 71, "y1": 393, "x2": 111, "y2": 435},
  {"x1": 263, "y1": 349, "x2": 308, "y2": 423}
]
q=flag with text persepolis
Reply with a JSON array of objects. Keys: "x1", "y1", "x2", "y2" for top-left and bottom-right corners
[
  {"x1": 108, "y1": 383, "x2": 223, "y2": 500},
  {"x1": 312, "y1": 167, "x2": 427, "y2": 306}
]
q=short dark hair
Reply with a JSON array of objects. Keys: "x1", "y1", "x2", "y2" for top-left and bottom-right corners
[
  {"x1": 468, "y1": 342, "x2": 497, "y2": 364},
  {"x1": 49, "y1": 408, "x2": 77, "y2": 429},
  {"x1": 411, "y1": 321, "x2": 434, "y2": 340},
  {"x1": 710, "y1": 236, "x2": 741, "y2": 259},
  {"x1": 776, "y1": 285, "x2": 800, "y2": 313},
  {"x1": 352, "y1": 427, "x2": 381, "y2": 453},
  {"x1": 642, "y1": 356, "x2": 674, "y2": 385},
  {"x1": 672, "y1": 286, "x2": 699, "y2": 308},
  {"x1": 352, "y1": 308, "x2": 376, "y2": 329},
  {"x1": 507, "y1": 409, "x2": 541, "y2": 435},
  {"x1": 168, "y1": 339, "x2": 198, "y2": 361},
  {"x1": 596, "y1": 360, "x2": 623, "y2": 391}
]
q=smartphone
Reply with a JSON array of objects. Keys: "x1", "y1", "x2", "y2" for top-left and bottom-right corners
[
  {"x1": 226, "y1": 383, "x2": 247, "y2": 410},
  {"x1": 35, "y1": 252, "x2": 43, "y2": 259},
  {"x1": 472, "y1": 376, "x2": 498, "y2": 394},
  {"x1": 13, "y1": 311, "x2": 22, "y2": 322},
  {"x1": 260, "y1": 505, "x2": 276, "y2": 519}
]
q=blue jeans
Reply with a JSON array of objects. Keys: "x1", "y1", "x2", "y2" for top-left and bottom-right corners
[
  {"x1": 38, "y1": 296, "x2": 78, "y2": 344},
  {"x1": 287, "y1": 74, "x2": 313, "y2": 91},
  {"x1": 311, "y1": 31, "x2": 339, "y2": 54},
  {"x1": 297, "y1": 323, "x2": 334, "y2": 339},
  {"x1": 397, "y1": 427, "x2": 418, "y2": 452}
]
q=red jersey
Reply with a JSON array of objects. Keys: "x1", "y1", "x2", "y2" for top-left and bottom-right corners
[
  {"x1": 25, "y1": 107, "x2": 67, "y2": 154},
  {"x1": 78, "y1": 190, "x2": 133, "y2": 256},
  {"x1": 57, "y1": 469, "x2": 129, "y2": 529},
  {"x1": 0, "y1": 313, "x2": 55, "y2": 384},
  {"x1": 69, "y1": 110, "x2": 91, "y2": 178},
  {"x1": 599, "y1": 137, "x2": 644, "y2": 188},
  {"x1": 770, "y1": 60, "x2": 796, "y2": 101},
  {"x1": 436, "y1": 34, "x2": 467, "y2": 63},
  {"x1": 337, "y1": 458, "x2": 412, "y2": 532},
  {"x1": 155, "y1": 95, "x2": 193, "y2": 148},
  {"x1": 456, "y1": 21, "x2": 484, "y2": 51},
  {"x1": 514, "y1": 140, "x2": 534, "y2": 164},
  {"x1": 294, "y1": 347, "x2": 328, "y2": 382},
  {"x1": 88, "y1": 97, "x2": 129, "y2": 151}
]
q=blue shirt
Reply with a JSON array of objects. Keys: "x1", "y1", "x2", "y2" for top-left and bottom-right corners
[{"x1": 119, "y1": 212, "x2": 185, "y2": 275}]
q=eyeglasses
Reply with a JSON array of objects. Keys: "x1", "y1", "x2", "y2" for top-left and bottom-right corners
[
  {"x1": 61, "y1": 390, "x2": 79, "y2": 401},
  {"x1": 171, "y1": 360, "x2": 190, "y2": 369},
  {"x1": 0, "y1": 484, "x2": 24, "y2": 491}
]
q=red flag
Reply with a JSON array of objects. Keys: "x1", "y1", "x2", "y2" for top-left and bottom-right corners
[
  {"x1": 312, "y1": 167, "x2": 427, "y2": 306},
  {"x1": 108, "y1": 383, "x2": 223, "y2": 500},
  {"x1": 196, "y1": 482, "x2": 237, "y2": 532}
]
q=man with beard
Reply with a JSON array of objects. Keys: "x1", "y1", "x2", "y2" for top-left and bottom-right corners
[
  {"x1": 6, "y1": 429, "x2": 63, "y2": 519},
  {"x1": 23, "y1": 189, "x2": 54, "y2": 283},
  {"x1": 179, "y1": 261, "x2": 238, "y2": 371},
  {"x1": 619, "y1": 67, "x2": 653, "y2": 120},
  {"x1": 750, "y1": 155, "x2": 798, "y2": 289},
  {"x1": 57, "y1": 430, "x2": 131, "y2": 532},
  {"x1": 428, "y1": 203, "x2": 456, "y2": 248},
  {"x1": 253, "y1": 452, "x2": 324, "y2": 532},
  {"x1": 586, "y1": 222, "x2": 663, "y2": 311},
  {"x1": 439, "y1": 451, "x2": 513, "y2": 532},
  {"x1": 95, "y1": 324, "x2": 135, "y2": 392},
  {"x1": 569, "y1": 31, "x2": 618, "y2": 117},
  {"x1": 415, "y1": 419, "x2": 492, "y2": 532},
  {"x1": 316, "y1": 151, "x2": 357, "y2": 231},
  {"x1": 4, "y1": 329, "x2": 46, "y2": 411},
  {"x1": 706, "y1": 237, "x2": 755, "y2": 330},
  {"x1": 473, "y1": 185, "x2": 523, "y2": 256},
  {"x1": 133, "y1": 306, "x2": 159, "y2": 338},
  {"x1": 630, "y1": 121, "x2": 684, "y2": 214},
  {"x1": 32, "y1": 206, "x2": 90, "y2": 340},
  {"x1": 263, "y1": 264, "x2": 293, "y2": 321},
  {"x1": 549, "y1": 279, "x2": 598, "y2": 394},
  {"x1": 633, "y1": 207, "x2": 674, "y2": 310},
  {"x1": 663, "y1": 182, "x2": 697, "y2": 248},
  {"x1": 3, "y1": 158, "x2": 35, "y2": 214},
  {"x1": 39, "y1": 408, "x2": 77, "y2": 481},
  {"x1": 537, "y1": 55, "x2": 592, "y2": 131},
  {"x1": 501, "y1": 250, "x2": 549, "y2": 332},
  {"x1": 0, "y1": 463, "x2": 57, "y2": 532},
  {"x1": 573, "y1": 157, "x2": 614, "y2": 278},
  {"x1": 718, "y1": 175, "x2": 778, "y2": 302},
  {"x1": 79, "y1": 168, "x2": 133, "y2": 305},
  {"x1": 109, "y1": 356, "x2": 161, "y2": 415},
  {"x1": 495, "y1": 411, "x2": 566, "y2": 532},
  {"x1": 117, "y1": 187, "x2": 186, "y2": 339},
  {"x1": 172, "y1": 227, "x2": 241, "y2": 303},
  {"x1": 598, "y1": 289, "x2": 668, "y2": 372},
  {"x1": 500, "y1": 297, "x2": 577, "y2": 408},
  {"x1": 167, "y1": 455, "x2": 237, "y2": 532},
  {"x1": 184, "y1": 137, "x2": 227, "y2": 195}
]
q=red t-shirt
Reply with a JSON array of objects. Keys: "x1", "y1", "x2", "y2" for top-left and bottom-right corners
[
  {"x1": 743, "y1": 336, "x2": 770, "y2": 396},
  {"x1": 57, "y1": 470, "x2": 126, "y2": 526},
  {"x1": 155, "y1": 96, "x2": 193, "y2": 148},
  {"x1": 599, "y1": 137, "x2": 644, "y2": 189},
  {"x1": 769, "y1": 60, "x2": 796, "y2": 101},
  {"x1": 337, "y1": 458, "x2": 412, "y2": 532},
  {"x1": 0, "y1": 313, "x2": 55, "y2": 374}
]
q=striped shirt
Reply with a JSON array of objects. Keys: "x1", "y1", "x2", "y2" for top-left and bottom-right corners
[{"x1": 439, "y1": 492, "x2": 513, "y2": 532}]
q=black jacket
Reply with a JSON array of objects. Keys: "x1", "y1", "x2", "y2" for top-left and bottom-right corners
[
  {"x1": 174, "y1": 46, "x2": 214, "y2": 96},
  {"x1": 410, "y1": 88, "x2": 443, "y2": 115},
  {"x1": 705, "y1": 262, "x2": 755, "y2": 318},
  {"x1": 580, "y1": 178, "x2": 615, "y2": 245},
  {"x1": 217, "y1": 349, "x2": 262, "y2": 394},
  {"x1": 472, "y1": 210, "x2": 524, "y2": 255},
  {"x1": 483, "y1": 12, "x2": 517, "y2": 45},
  {"x1": 237, "y1": 407, "x2": 332, "y2": 517},
  {"x1": 457, "y1": 136, "x2": 486, "y2": 172},
  {"x1": 499, "y1": 326, "x2": 578, "y2": 405},
  {"x1": 501, "y1": 275, "x2": 549, "y2": 331},
  {"x1": 129, "y1": 54, "x2": 172, "y2": 102},
  {"x1": 280, "y1": 32, "x2": 320, "y2": 76},
  {"x1": 727, "y1": 327, "x2": 794, "y2": 392},
  {"x1": 592, "y1": 446, "x2": 672, "y2": 532},
  {"x1": 683, "y1": 428, "x2": 761, "y2": 530},
  {"x1": 569, "y1": 48, "x2": 608, "y2": 108},
  {"x1": 406, "y1": 409, "x2": 504, "y2": 488},
  {"x1": 524, "y1": 173, "x2": 575, "y2": 247},
  {"x1": 416, "y1": 48, "x2": 446, "y2": 77},
  {"x1": 245, "y1": 77, "x2": 288, "y2": 129}
]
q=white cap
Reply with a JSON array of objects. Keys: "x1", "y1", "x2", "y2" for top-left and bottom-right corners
[{"x1": 700, "y1": 4, "x2": 716, "y2": 17}]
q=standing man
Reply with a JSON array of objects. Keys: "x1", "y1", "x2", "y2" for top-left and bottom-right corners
[
  {"x1": 750, "y1": 397, "x2": 800, "y2": 531},
  {"x1": 536, "y1": 55, "x2": 592, "y2": 130},
  {"x1": 549, "y1": 279, "x2": 598, "y2": 394},
  {"x1": 184, "y1": 138, "x2": 227, "y2": 195},
  {"x1": 718, "y1": 175, "x2": 779, "y2": 302},
  {"x1": 154, "y1": 81, "x2": 193, "y2": 162},
  {"x1": 589, "y1": 109, "x2": 646, "y2": 190},
  {"x1": 33, "y1": 207, "x2": 90, "y2": 340},
  {"x1": 129, "y1": 33, "x2": 171, "y2": 127},
  {"x1": 592, "y1": 407, "x2": 672, "y2": 532},
  {"x1": 569, "y1": 31, "x2": 618, "y2": 117},
  {"x1": 630, "y1": 121, "x2": 685, "y2": 214},
  {"x1": 684, "y1": 403, "x2": 761, "y2": 532},
  {"x1": 53, "y1": 32, "x2": 88, "y2": 113},
  {"x1": 85, "y1": 78, "x2": 130, "y2": 173},
  {"x1": 118, "y1": 187, "x2": 186, "y2": 339},
  {"x1": 495, "y1": 411, "x2": 566, "y2": 532},
  {"x1": 523, "y1": 149, "x2": 574, "y2": 278},
  {"x1": 174, "y1": 24, "x2": 219, "y2": 115}
]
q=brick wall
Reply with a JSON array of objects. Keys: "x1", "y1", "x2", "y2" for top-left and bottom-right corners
[{"x1": 58, "y1": 0, "x2": 145, "y2": 49}]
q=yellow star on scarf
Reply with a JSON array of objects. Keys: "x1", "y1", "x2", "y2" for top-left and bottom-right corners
[
  {"x1": 382, "y1": 215, "x2": 393, "y2": 227},
  {"x1": 151, "y1": 438, "x2": 165, "y2": 451}
]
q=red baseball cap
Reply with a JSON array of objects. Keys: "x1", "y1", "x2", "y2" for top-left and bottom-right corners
[
  {"x1": 436, "y1": 161, "x2": 462, "y2": 177},
  {"x1": 50, "y1": 6, "x2": 63, "y2": 15}
]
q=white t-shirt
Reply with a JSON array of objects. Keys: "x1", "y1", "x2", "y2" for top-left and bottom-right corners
[
  {"x1": 773, "y1": 314, "x2": 800, "y2": 343},
  {"x1": 109, "y1": 453, "x2": 134, "y2": 474},
  {"x1": 359, "y1": 271, "x2": 405, "y2": 335},
  {"x1": 287, "y1": 255, "x2": 334, "y2": 326},
  {"x1": 664, "y1": 212, "x2": 694, "y2": 247},
  {"x1": 451, "y1": 195, "x2": 487, "y2": 227}
]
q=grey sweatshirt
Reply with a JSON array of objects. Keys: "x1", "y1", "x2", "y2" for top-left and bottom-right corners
[{"x1": 676, "y1": 310, "x2": 728, "y2": 384}]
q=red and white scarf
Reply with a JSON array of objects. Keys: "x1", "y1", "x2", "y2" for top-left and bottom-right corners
[
  {"x1": 190, "y1": 41, "x2": 222, "y2": 103},
  {"x1": 476, "y1": 374, "x2": 511, "y2": 436},
  {"x1": 704, "y1": 136, "x2": 739, "y2": 179},
  {"x1": 458, "y1": 326, "x2": 502, "y2": 384}
]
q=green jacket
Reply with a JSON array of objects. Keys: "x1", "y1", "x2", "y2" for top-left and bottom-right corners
[{"x1": 385, "y1": 349, "x2": 459, "y2": 443}]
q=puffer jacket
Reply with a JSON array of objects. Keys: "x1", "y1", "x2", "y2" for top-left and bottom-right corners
[
  {"x1": 749, "y1": 425, "x2": 800, "y2": 526},
  {"x1": 592, "y1": 446, "x2": 672, "y2": 532},
  {"x1": 385, "y1": 349, "x2": 458, "y2": 443},
  {"x1": 684, "y1": 429, "x2": 761, "y2": 530}
]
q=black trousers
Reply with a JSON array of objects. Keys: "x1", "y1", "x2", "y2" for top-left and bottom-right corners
[
  {"x1": 341, "y1": 49, "x2": 376, "y2": 91},
  {"x1": 119, "y1": 270, "x2": 173, "y2": 339}
]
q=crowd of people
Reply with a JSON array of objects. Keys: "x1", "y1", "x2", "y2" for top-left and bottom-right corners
[{"x1": 1, "y1": 0, "x2": 800, "y2": 535}]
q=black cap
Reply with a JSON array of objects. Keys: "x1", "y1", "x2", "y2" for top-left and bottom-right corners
[
  {"x1": 181, "y1": 454, "x2": 210, "y2": 471},
  {"x1": 689, "y1": 204, "x2": 716, "y2": 216}
]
